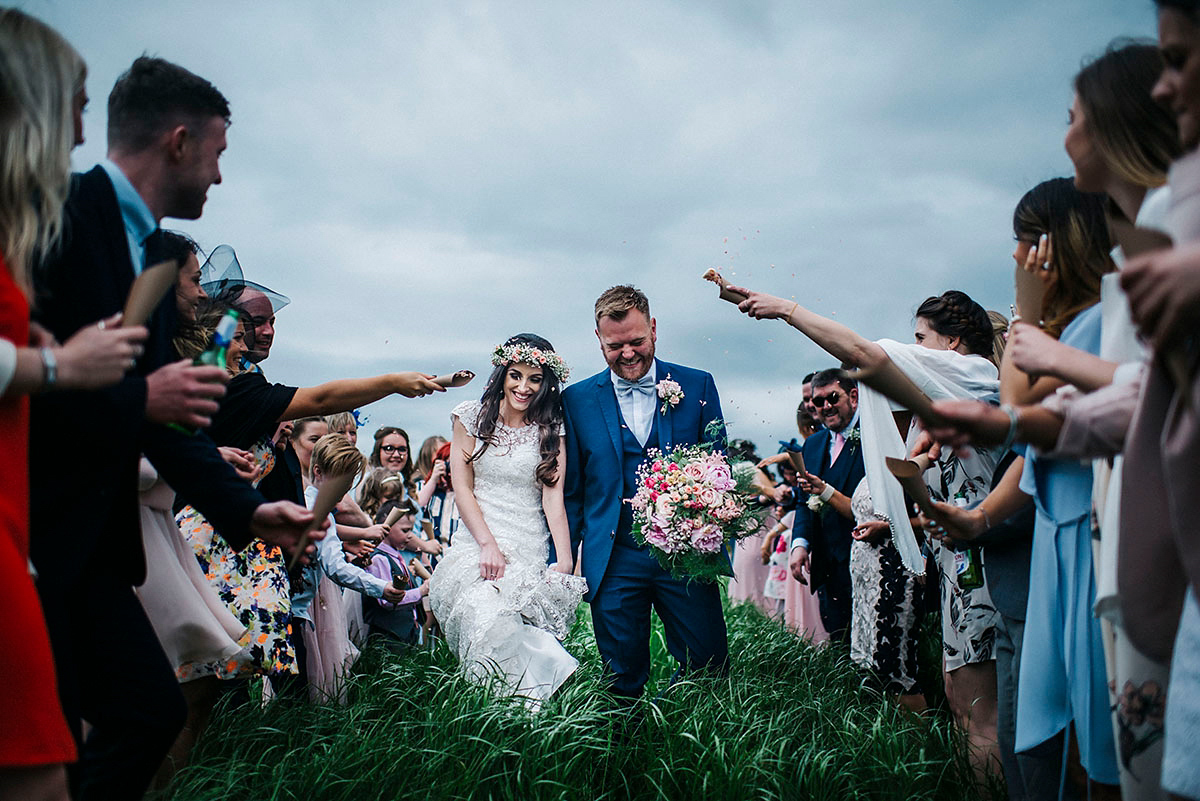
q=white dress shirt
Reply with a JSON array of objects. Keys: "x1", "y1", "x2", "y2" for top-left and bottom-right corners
[{"x1": 611, "y1": 362, "x2": 658, "y2": 447}]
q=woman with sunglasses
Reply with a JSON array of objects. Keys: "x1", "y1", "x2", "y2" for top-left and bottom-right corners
[{"x1": 730, "y1": 285, "x2": 1004, "y2": 781}]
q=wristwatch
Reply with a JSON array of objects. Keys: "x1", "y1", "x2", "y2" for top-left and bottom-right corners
[{"x1": 39, "y1": 347, "x2": 57, "y2": 389}]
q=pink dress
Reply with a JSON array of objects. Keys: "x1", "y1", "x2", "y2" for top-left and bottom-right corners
[
  {"x1": 728, "y1": 525, "x2": 774, "y2": 616},
  {"x1": 778, "y1": 511, "x2": 828, "y2": 644}
]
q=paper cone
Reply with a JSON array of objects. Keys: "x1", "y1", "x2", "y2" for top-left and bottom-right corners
[
  {"x1": 383, "y1": 506, "x2": 406, "y2": 528},
  {"x1": 288, "y1": 471, "x2": 356, "y2": 569},
  {"x1": 786, "y1": 451, "x2": 807, "y2": 475},
  {"x1": 885, "y1": 457, "x2": 938, "y2": 519},
  {"x1": 409, "y1": 559, "x2": 432, "y2": 581},
  {"x1": 421, "y1": 519, "x2": 434, "y2": 538},
  {"x1": 432, "y1": 370, "x2": 475, "y2": 388},
  {"x1": 122, "y1": 259, "x2": 180, "y2": 327},
  {"x1": 842, "y1": 360, "x2": 944, "y2": 426},
  {"x1": 702, "y1": 268, "x2": 748, "y2": 304},
  {"x1": 1013, "y1": 264, "x2": 1046, "y2": 324}
]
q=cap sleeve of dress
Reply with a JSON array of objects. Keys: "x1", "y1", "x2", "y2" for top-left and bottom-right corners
[{"x1": 451, "y1": 399, "x2": 482, "y2": 437}]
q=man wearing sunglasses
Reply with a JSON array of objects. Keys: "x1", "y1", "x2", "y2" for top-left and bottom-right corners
[{"x1": 787, "y1": 368, "x2": 864, "y2": 641}]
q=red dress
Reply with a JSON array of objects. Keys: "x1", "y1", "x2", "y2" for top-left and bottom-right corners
[{"x1": 0, "y1": 256, "x2": 77, "y2": 765}]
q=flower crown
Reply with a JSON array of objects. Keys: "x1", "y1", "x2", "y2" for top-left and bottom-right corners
[{"x1": 491, "y1": 342, "x2": 570, "y2": 382}]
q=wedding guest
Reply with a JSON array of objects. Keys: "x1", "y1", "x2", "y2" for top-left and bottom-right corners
[
  {"x1": 1007, "y1": 46, "x2": 1177, "y2": 800},
  {"x1": 324, "y1": 411, "x2": 359, "y2": 448},
  {"x1": 28, "y1": 55, "x2": 321, "y2": 800},
  {"x1": 0, "y1": 11, "x2": 151, "y2": 800},
  {"x1": 1005, "y1": 177, "x2": 1122, "y2": 797},
  {"x1": 782, "y1": 370, "x2": 863, "y2": 642},
  {"x1": 358, "y1": 467, "x2": 403, "y2": 522},
  {"x1": 801, "y1": 371, "x2": 822, "y2": 429},
  {"x1": 138, "y1": 271, "x2": 257, "y2": 790},
  {"x1": 370, "y1": 426, "x2": 417, "y2": 497},
  {"x1": 363, "y1": 500, "x2": 429, "y2": 652},
  {"x1": 320, "y1": 412, "x2": 377, "y2": 644},
  {"x1": 295, "y1": 434, "x2": 409, "y2": 702},
  {"x1": 727, "y1": 439, "x2": 775, "y2": 615},
  {"x1": 421, "y1": 442, "x2": 462, "y2": 546},
  {"x1": 732, "y1": 286, "x2": 1002, "y2": 780},
  {"x1": 414, "y1": 434, "x2": 448, "y2": 489},
  {"x1": 163, "y1": 230, "x2": 207, "y2": 324}
]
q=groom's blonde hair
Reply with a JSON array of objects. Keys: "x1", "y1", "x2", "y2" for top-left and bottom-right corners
[{"x1": 594, "y1": 285, "x2": 650, "y2": 324}]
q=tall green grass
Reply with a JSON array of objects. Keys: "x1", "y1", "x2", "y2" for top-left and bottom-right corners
[{"x1": 166, "y1": 603, "x2": 1002, "y2": 800}]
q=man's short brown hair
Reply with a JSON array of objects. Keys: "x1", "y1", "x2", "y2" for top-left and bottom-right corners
[{"x1": 594, "y1": 285, "x2": 650, "y2": 325}]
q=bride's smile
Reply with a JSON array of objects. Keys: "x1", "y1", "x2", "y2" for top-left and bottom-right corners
[{"x1": 500, "y1": 363, "x2": 544, "y2": 423}]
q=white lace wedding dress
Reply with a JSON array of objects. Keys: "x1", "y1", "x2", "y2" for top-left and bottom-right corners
[{"x1": 428, "y1": 400, "x2": 588, "y2": 704}]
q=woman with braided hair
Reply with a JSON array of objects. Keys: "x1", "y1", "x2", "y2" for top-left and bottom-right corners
[{"x1": 731, "y1": 284, "x2": 1005, "y2": 780}]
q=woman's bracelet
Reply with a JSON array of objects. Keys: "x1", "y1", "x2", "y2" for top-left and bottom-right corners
[
  {"x1": 785, "y1": 301, "x2": 799, "y2": 323},
  {"x1": 818, "y1": 483, "x2": 836, "y2": 502},
  {"x1": 999, "y1": 403, "x2": 1020, "y2": 452},
  {"x1": 979, "y1": 506, "x2": 993, "y2": 531}
]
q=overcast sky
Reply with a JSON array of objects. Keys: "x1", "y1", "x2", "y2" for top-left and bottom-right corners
[{"x1": 25, "y1": 0, "x2": 1155, "y2": 457}]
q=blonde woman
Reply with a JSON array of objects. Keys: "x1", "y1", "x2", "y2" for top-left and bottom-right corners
[{"x1": 0, "y1": 10, "x2": 146, "y2": 801}]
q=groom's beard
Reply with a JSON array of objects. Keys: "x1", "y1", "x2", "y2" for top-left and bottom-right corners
[{"x1": 610, "y1": 346, "x2": 654, "y2": 381}]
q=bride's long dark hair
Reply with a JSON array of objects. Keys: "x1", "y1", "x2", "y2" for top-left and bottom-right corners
[{"x1": 471, "y1": 333, "x2": 564, "y2": 486}]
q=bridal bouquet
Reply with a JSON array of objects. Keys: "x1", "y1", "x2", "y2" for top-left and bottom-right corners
[{"x1": 627, "y1": 442, "x2": 766, "y2": 581}]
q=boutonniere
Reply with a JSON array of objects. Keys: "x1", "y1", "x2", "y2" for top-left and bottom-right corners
[
  {"x1": 845, "y1": 427, "x2": 860, "y2": 445},
  {"x1": 657, "y1": 376, "x2": 684, "y2": 415}
]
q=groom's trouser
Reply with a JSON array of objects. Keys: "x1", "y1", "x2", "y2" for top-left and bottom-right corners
[{"x1": 591, "y1": 542, "x2": 728, "y2": 698}]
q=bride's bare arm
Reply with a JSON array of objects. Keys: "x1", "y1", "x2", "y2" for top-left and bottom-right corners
[
  {"x1": 541, "y1": 438, "x2": 573, "y2": 573},
  {"x1": 727, "y1": 285, "x2": 888, "y2": 370},
  {"x1": 450, "y1": 418, "x2": 506, "y2": 580}
]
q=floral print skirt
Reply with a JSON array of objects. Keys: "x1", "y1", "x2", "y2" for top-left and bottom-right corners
[
  {"x1": 177, "y1": 507, "x2": 296, "y2": 679},
  {"x1": 934, "y1": 542, "x2": 998, "y2": 672}
]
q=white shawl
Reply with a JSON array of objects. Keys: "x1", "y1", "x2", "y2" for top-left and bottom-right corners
[{"x1": 856, "y1": 339, "x2": 1000, "y2": 575}]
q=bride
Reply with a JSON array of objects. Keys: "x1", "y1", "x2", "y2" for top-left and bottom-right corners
[{"x1": 428, "y1": 333, "x2": 587, "y2": 704}]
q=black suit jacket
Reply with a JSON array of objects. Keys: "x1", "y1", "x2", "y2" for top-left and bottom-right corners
[
  {"x1": 790, "y1": 424, "x2": 866, "y2": 590},
  {"x1": 29, "y1": 165, "x2": 262, "y2": 589}
]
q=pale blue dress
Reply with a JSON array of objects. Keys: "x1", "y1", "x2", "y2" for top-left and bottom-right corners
[{"x1": 1015, "y1": 303, "x2": 1118, "y2": 785}]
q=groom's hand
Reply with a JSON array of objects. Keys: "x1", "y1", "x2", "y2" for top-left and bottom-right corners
[{"x1": 789, "y1": 545, "x2": 810, "y2": 585}]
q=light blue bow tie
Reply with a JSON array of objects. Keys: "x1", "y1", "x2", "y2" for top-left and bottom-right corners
[{"x1": 615, "y1": 374, "x2": 656, "y2": 398}]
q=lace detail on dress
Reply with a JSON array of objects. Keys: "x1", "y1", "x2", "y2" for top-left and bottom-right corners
[
  {"x1": 430, "y1": 401, "x2": 587, "y2": 704},
  {"x1": 451, "y1": 399, "x2": 482, "y2": 437}
]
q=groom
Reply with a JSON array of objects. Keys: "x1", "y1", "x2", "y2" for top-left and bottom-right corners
[{"x1": 563, "y1": 285, "x2": 728, "y2": 701}]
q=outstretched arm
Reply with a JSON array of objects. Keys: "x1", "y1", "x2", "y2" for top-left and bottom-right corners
[
  {"x1": 283, "y1": 372, "x2": 445, "y2": 420},
  {"x1": 542, "y1": 439, "x2": 573, "y2": 573},
  {"x1": 729, "y1": 285, "x2": 889, "y2": 370}
]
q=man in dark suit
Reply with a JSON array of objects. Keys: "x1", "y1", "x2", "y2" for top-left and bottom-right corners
[
  {"x1": 30, "y1": 57, "x2": 319, "y2": 800},
  {"x1": 563, "y1": 286, "x2": 728, "y2": 701},
  {"x1": 788, "y1": 369, "x2": 864, "y2": 642}
]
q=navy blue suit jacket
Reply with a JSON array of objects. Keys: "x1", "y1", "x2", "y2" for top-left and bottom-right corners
[
  {"x1": 791, "y1": 424, "x2": 865, "y2": 591},
  {"x1": 562, "y1": 359, "x2": 725, "y2": 601}
]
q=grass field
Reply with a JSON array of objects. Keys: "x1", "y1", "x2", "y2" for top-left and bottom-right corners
[{"x1": 165, "y1": 601, "x2": 1004, "y2": 801}]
